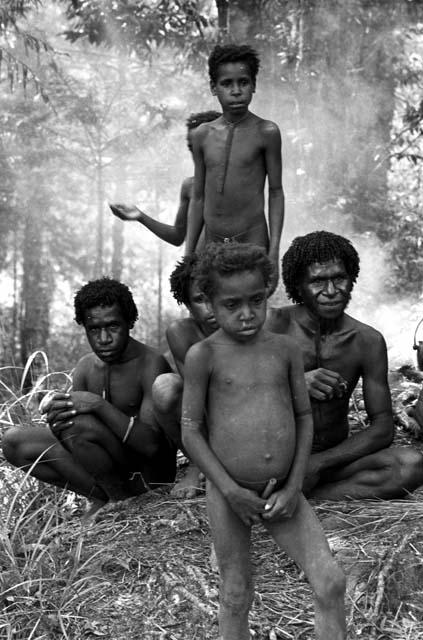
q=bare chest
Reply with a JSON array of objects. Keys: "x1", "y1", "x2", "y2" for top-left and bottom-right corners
[{"x1": 87, "y1": 359, "x2": 144, "y2": 415}]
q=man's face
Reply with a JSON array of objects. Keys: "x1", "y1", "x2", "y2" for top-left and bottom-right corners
[
  {"x1": 297, "y1": 259, "x2": 353, "y2": 320},
  {"x1": 187, "y1": 279, "x2": 218, "y2": 335},
  {"x1": 211, "y1": 62, "x2": 255, "y2": 116},
  {"x1": 210, "y1": 269, "x2": 267, "y2": 342},
  {"x1": 83, "y1": 303, "x2": 130, "y2": 363}
]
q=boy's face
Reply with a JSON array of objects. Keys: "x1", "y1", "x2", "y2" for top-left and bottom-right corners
[
  {"x1": 297, "y1": 259, "x2": 352, "y2": 321},
  {"x1": 210, "y1": 269, "x2": 267, "y2": 342},
  {"x1": 83, "y1": 303, "x2": 130, "y2": 363},
  {"x1": 211, "y1": 62, "x2": 255, "y2": 116},
  {"x1": 188, "y1": 279, "x2": 218, "y2": 335}
]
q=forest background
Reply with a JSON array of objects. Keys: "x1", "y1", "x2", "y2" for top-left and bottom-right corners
[{"x1": 1, "y1": 0, "x2": 423, "y2": 381}]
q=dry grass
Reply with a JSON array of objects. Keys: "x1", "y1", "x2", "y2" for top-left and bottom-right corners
[{"x1": 1, "y1": 361, "x2": 423, "y2": 638}]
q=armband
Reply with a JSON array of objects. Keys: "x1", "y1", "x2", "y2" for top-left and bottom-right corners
[
  {"x1": 181, "y1": 417, "x2": 204, "y2": 430},
  {"x1": 295, "y1": 408, "x2": 312, "y2": 418},
  {"x1": 122, "y1": 416, "x2": 135, "y2": 444}
]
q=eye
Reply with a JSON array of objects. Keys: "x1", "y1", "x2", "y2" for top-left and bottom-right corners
[{"x1": 253, "y1": 295, "x2": 264, "y2": 305}]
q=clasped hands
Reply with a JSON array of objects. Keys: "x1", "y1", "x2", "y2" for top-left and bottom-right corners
[{"x1": 40, "y1": 391, "x2": 100, "y2": 436}]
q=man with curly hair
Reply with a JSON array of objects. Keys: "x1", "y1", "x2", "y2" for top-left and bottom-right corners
[
  {"x1": 185, "y1": 44, "x2": 284, "y2": 294},
  {"x1": 110, "y1": 110, "x2": 220, "y2": 249},
  {"x1": 3, "y1": 277, "x2": 177, "y2": 516},
  {"x1": 266, "y1": 230, "x2": 423, "y2": 499},
  {"x1": 152, "y1": 255, "x2": 219, "y2": 497}
]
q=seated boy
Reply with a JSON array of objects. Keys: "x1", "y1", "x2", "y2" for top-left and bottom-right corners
[
  {"x1": 110, "y1": 111, "x2": 220, "y2": 249},
  {"x1": 185, "y1": 44, "x2": 284, "y2": 294},
  {"x1": 152, "y1": 255, "x2": 218, "y2": 497},
  {"x1": 181, "y1": 243, "x2": 346, "y2": 640}
]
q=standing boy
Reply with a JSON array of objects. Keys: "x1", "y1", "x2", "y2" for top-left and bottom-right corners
[
  {"x1": 185, "y1": 45, "x2": 284, "y2": 294},
  {"x1": 153, "y1": 254, "x2": 218, "y2": 496},
  {"x1": 110, "y1": 111, "x2": 220, "y2": 248},
  {"x1": 182, "y1": 243, "x2": 346, "y2": 640}
]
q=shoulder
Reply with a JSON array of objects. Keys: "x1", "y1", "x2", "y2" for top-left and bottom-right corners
[
  {"x1": 192, "y1": 120, "x2": 219, "y2": 142},
  {"x1": 167, "y1": 317, "x2": 199, "y2": 344},
  {"x1": 255, "y1": 117, "x2": 281, "y2": 140},
  {"x1": 132, "y1": 339, "x2": 171, "y2": 375},
  {"x1": 263, "y1": 329, "x2": 299, "y2": 353},
  {"x1": 346, "y1": 314, "x2": 386, "y2": 347},
  {"x1": 185, "y1": 338, "x2": 213, "y2": 372},
  {"x1": 74, "y1": 352, "x2": 97, "y2": 375}
]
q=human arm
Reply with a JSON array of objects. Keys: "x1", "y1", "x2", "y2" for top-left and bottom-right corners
[
  {"x1": 307, "y1": 332, "x2": 394, "y2": 477},
  {"x1": 47, "y1": 354, "x2": 170, "y2": 458},
  {"x1": 166, "y1": 321, "x2": 195, "y2": 377},
  {"x1": 109, "y1": 180, "x2": 190, "y2": 247},
  {"x1": 263, "y1": 122, "x2": 284, "y2": 295},
  {"x1": 184, "y1": 129, "x2": 205, "y2": 255},
  {"x1": 262, "y1": 343, "x2": 313, "y2": 520},
  {"x1": 182, "y1": 343, "x2": 266, "y2": 525}
]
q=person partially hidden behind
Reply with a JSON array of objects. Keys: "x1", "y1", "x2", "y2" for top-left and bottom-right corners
[
  {"x1": 182, "y1": 242, "x2": 346, "y2": 640},
  {"x1": 2, "y1": 278, "x2": 176, "y2": 515},
  {"x1": 184, "y1": 44, "x2": 284, "y2": 294},
  {"x1": 109, "y1": 110, "x2": 220, "y2": 250},
  {"x1": 266, "y1": 230, "x2": 423, "y2": 499},
  {"x1": 152, "y1": 254, "x2": 218, "y2": 497}
]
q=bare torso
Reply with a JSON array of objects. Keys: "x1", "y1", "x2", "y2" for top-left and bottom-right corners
[
  {"x1": 75, "y1": 339, "x2": 168, "y2": 417},
  {"x1": 266, "y1": 306, "x2": 372, "y2": 451},
  {"x1": 205, "y1": 331, "x2": 299, "y2": 484},
  {"x1": 201, "y1": 114, "x2": 270, "y2": 245}
]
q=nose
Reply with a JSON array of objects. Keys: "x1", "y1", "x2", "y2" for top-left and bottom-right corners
[
  {"x1": 231, "y1": 82, "x2": 241, "y2": 95},
  {"x1": 99, "y1": 328, "x2": 112, "y2": 344},
  {"x1": 239, "y1": 304, "x2": 253, "y2": 321},
  {"x1": 323, "y1": 279, "x2": 336, "y2": 296}
]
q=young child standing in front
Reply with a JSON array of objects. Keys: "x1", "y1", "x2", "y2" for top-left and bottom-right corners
[
  {"x1": 181, "y1": 243, "x2": 346, "y2": 640},
  {"x1": 185, "y1": 45, "x2": 284, "y2": 294}
]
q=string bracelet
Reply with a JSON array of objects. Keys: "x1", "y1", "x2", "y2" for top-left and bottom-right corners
[{"x1": 122, "y1": 416, "x2": 135, "y2": 444}]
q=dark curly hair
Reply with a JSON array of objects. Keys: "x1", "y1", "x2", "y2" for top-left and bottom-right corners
[
  {"x1": 282, "y1": 231, "x2": 360, "y2": 304},
  {"x1": 208, "y1": 44, "x2": 260, "y2": 85},
  {"x1": 74, "y1": 277, "x2": 139, "y2": 328},
  {"x1": 169, "y1": 254, "x2": 199, "y2": 307},
  {"x1": 186, "y1": 111, "x2": 221, "y2": 131},
  {"x1": 195, "y1": 242, "x2": 272, "y2": 300}
]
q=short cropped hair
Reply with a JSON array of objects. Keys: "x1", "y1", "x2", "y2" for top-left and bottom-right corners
[
  {"x1": 74, "y1": 277, "x2": 139, "y2": 328},
  {"x1": 208, "y1": 44, "x2": 260, "y2": 85},
  {"x1": 169, "y1": 254, "x2": 199, "y2": 307},
  {"x1": 282, "y1": 231, "x2": 360, "y2": 304},
  {"x1": 196, "y1": 242, "x2": 272, "y2": 300},
  {"x1": 186, "y1": 111, "x2": 221, "y2": 131}
]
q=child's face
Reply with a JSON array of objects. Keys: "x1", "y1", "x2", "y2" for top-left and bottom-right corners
[
  {"x1": 188, "y1": 279, "x2": 218, "y2": 335},
  {"x1": 210, "y1": 269, "x2": 267, "y2": 342},
  {"x1": 211, "y1": 62, "x2": 255, "y2": 116}
]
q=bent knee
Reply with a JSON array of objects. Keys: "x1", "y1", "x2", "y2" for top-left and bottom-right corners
[
  {"x1": 152, "y1": 373, "x2": 182, "y2": 414},
  {"x1": 314, "y1": 562, "x2": 346, "y2": 604},
  {"x1": 2, "y1": 427, "x2": 26, "y2": 463}
]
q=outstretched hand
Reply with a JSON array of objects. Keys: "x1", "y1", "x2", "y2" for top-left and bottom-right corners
[
  {"x1": 109, "y1": 203, "x2": 142, "y2": 221},
  {"x1": 305, "y1": 368, "x2": 348, "y2": 401}
]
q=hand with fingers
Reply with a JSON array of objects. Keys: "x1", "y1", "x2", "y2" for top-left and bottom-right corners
[
  {"x1": 225, "y1": 485, "x2": 267, "y2": 526},
  {"x1": 305, "y1": 368, "x2": 348, "y2": 401},
  {"x1": 109, "y1": 203, "x2": 142, "y2": 221},
  {"x1": 261, "y1": 486, "x2": 300, "y2": 522}
]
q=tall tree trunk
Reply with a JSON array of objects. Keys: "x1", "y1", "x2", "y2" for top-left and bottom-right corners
[{"x1": 20, "y1": 209, "x2": 52, "y2": 382}]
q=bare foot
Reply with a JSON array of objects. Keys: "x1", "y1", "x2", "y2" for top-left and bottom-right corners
[{"x1": 171, "y1": 464, "x2": 204, "y2": 498}]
